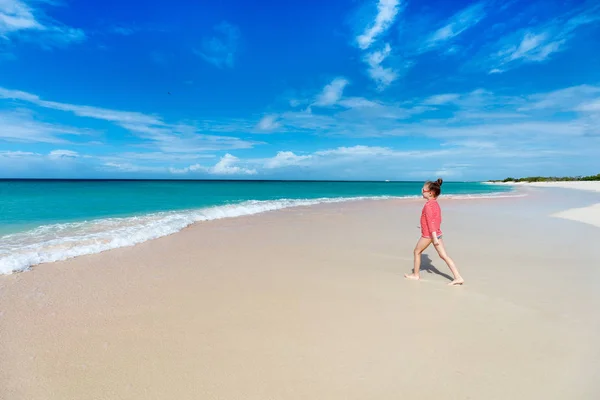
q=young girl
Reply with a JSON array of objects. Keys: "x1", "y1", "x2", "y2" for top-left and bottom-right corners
[{"x1": 404, "y1": 178, "x2": 464, "y2": 286}]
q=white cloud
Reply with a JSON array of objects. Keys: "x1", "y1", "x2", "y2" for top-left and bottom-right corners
[
  {"x1": 244, "y1": 137, "x2": 594, "y2": 179},
  {"x1": 252, "y1": 83, "x2": 600, "y2": 146},
  {"x1": 0, "y1": 87, "x2": 162, "y2": 125},
  {"x1": 357, "y1": 0, "x2": 401, "y2": 50},
  {"x1": 169, "y1": 164, "x2": 206, "y2": 174},
  {"x1": 314, "y1": 145, "x2": 393, "y2": 157},
  {"x1": 112, "y1": 152, "x2": 215, "y2": 162},
  {"x1": 0, "y1": 86, "x2": 258, "y2": 153},
  {"x1": 422, "y1": 93, "x2": 461, "y2": 105},
  {"x1": 165, "y1": 154, "x2": 258, "y2": 175},
  {"x1": 255, "y1": 114, "x2": 281, "y2": 132},
  {"x1": 0, "y1": 150, "x2": 39, "y2": 158},
  {"x1": 48, "y1": 149, "x2": 78, "y2": 159},
  {"x1": 0, "y1": 109, "x2": 89, "y2": 143},
  {"x1": 263, "y1": 151, "x2": 312, "y2": 169},
  {"x1": 196, "y1": 21, "x2": 240, "y2": 68},
  {"x1": 247, "y1": 145, "x2": 464, "y2": 178},
  {"x1": 496, "y1": 32, "x2": 564, "y2": 64},
  {"x1": 337, "y1": 97, "x2": 379, "y2": 109},
  {"x1": 0, "y1": 0, "x2": 41, "y2": 35},
  {"x1": 434, "y1": 164, "x2": 470, "y2": 178},
  {"x1": 520, "y1": 85, "x2": 600, "y2": 111},
  {"x1": 167, "y1": 146, "x2": 433, "y2": 178},
  {"x1": 422, "y1": 2, "x2": 486, "y2": 50},
  {"x1": 102, "y1": 162, "x2": 160, "y2": 173},
  {"x1": 211, "y1": 154, "x2": 256, "y2": 175},
  {"x1": 364, "y1": 43, "x2": 398, "y2": 90},
  {"x1": 260, "y1": 91, "x2": 434, "y2": 138},
  {"x1": 577, "y1": 100, "x2": 600, "y2": 112},
  {"x1": 355, "y1": 0, "x2": 401, "y2": 89},
  {"x1": 314, "y1": 78, "x2": 349, "y2": 106},
  {"x1": 487, "y1": 3, "x2": 600, "y2": 72},
  {"x1": 0, "y1": 0, "x2": 85, "y2": 46}
]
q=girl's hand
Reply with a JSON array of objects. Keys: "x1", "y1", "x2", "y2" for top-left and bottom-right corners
[{"x1": 433, "y1": 241, "x2": 440, "y2": 246}]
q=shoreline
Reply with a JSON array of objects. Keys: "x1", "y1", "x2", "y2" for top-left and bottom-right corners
[{"x1": 0, "y1": 189, "x2": 520, "y2": 276}]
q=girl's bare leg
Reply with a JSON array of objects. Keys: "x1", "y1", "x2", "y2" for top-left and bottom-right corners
[
  {"x1": 405, "y1": 237, "x2": 432, "y2": 280},
  {"x1": 434, "y1": 239, "x2": 464, "y2": 285}
]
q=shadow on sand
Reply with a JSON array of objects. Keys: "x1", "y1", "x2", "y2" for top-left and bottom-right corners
[{"x1": 420, "y1": 254, "x2": 453, "y2": 282}]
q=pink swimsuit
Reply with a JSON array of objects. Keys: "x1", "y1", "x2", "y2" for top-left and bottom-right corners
[{"x1": 420, "y1": 199, "x2": 443, "y2": 239}]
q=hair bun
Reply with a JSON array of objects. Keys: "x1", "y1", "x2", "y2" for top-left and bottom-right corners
[{"x1": 436, "y1": 178, "x2": 443, "y2": 186}]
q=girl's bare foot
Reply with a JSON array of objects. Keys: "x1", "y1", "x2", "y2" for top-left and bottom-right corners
[
  {"x1": 404, "y1": 273, "x2": 420, "y2": 280},
  {"x1": 448, "y1": 278, "x2": 464, "y2": 286}
]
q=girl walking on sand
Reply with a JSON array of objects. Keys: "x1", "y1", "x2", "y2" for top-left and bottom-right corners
[{"x1": 404, "y1": 178, "x2": 464, "y2": 286}]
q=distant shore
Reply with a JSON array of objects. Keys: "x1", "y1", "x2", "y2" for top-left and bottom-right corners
[{"x1": 489, "y1": 180, "x2": 600, "y2": 193}]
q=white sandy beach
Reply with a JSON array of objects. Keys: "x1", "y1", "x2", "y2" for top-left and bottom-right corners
[
  {"x1": 510, "y1": 181, "x2": 600, "y2": 192},
  {"x1": 501, "y1": 181, "x2": 600, "y2": 228},
  {"x1": 1, "y1": 185, "x2": 600, "y2": 400}
]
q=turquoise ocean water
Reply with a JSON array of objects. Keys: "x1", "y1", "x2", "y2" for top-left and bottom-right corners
[{"x1": 0, "y1": 180, "x2": 511, "y2": 274}]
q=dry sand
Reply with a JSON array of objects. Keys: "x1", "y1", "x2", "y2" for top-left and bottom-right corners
[
  {"x1": 522, "y1": 181, "x2": 600, "y2": 193},
  {"x1": 505, "y1": 181, "x2": 600, "y2": 227},
  {"x1": 2, "y1": 190, "x2": 600, "y2": 399}
]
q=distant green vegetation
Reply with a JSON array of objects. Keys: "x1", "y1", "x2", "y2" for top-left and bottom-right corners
[{"x1": 489, "y1": 174, "x2": 600, "y2": 183}]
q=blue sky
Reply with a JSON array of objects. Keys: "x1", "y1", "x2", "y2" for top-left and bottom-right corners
[{"x1": 0, "y1": 0, "x2": 599, "y2": 180}]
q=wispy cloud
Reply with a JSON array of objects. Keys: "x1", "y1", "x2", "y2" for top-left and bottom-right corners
[
  {"x1": 196, "y1": 21, "x2": 240, "y2": 68},
  {"x1": 245, "y1": 144, "x2": 534, "y2": 179},
  {"x1": 241, "y1": 145, "x2": 446, "y2": 177},
  {"x1": 314, "y1": 145, "x2": 404, "y2": 157},
  {"x1": 0, "y1": 87, "x2": 162, "y2": 125},
  {"x1": 0, "y1": 0, "x2": 42, "y2": 35},
  {"x1": 520, "y1": 85, "x2": 600, "y2": 111},
  {"x1": 0, "y1": 0, "x2": 85, "y2": 47},
  {"x1": 99, "y1": 152, "x2": 254, "y2": 177},
  {"x1": 422, "y1": 93, "x2": 461, "y2": 105},
  {"x1": 314, "y1": 77, "x2": 349, "y2": 106},
  {"x1": 0, "y1": 109, "x2": 89, "y2": 143},
  {"x1": 48, "y1": 149, "x2": 79, "y2": 159},
  {"x1": 102, "y1": 162, "x2": 166, "y2": 174},
  {"x1": 577, "y1": 99, "x2": 600, "y2": 112},
  {"x1": 252, "y1": 81, "x2": 600, "y2": 153},
  {"x1": 0, "y1": 86, "x2": 259, "y2": 152},
  {"x1": 168, "y1": 164, "x2": 205, "y2": 174},
  {"x1": 493, "y1": 31, "x2": 564, "y2": 67},
  {"x1": 255, "y1": 114, "x2": 282, "y2": 132},
  {"x1": 357, "y1": 0, "x2": 401, "y2": 50},
  {"x1": 364, "y1": 44, "x2": 398, "y2": 90},
  {"x1": 171, "y1": 154, "x2": 257, "y2": 176},
  {"x1": 263, "y1": 151, "x2": 312, "y2": 169},
  {"x1": 485, "y1": 3, "x2": 600, "y2": 73},
  {"x1": 421, "y1": 2, "x2": 487, "y2": 51},
  {"x1": 0, "y1": 148, "x2": 95, "y2": 178},
  {"x1": 105, "y1": 152, "x2": 215, "y2": 164},
  {"x1": 355, "y1": 0, "x2": 401, "y2": 90},
  {"x1": 236, "y1": 136, "x2": 591, "y2": 179},
  {"x1": 0, "y1": 150, "x2": 39, "y2": 158}
]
